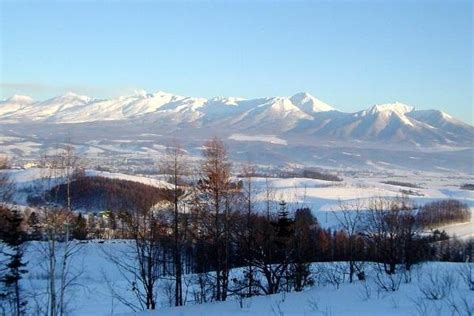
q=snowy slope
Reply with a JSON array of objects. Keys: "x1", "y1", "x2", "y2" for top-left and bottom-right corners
[
  {"x1": 127, "y1": 262, "x2": 473, "y2": 316},
  {"x1": 0, "y1": 95, "x2": 35, "y2": 116},
  {"x1": 86, "y1": 170, "x2": 174, "y2": 190},
  {"x1": 245, "y1": 176, "x2": 474, "y2": 234},
  {"x1": 6, "y1": 168, "x2": 173, "y2": 205},
  {"x1": 290, "y1": 92, "x2": 335, "y2": 114},
  {"x1": 4, "y1": 92, "x2": 93, "y2": 121},
  {"x1": 18, "y1": 242, "x2": 474, "y2": 316},
  {"x1": 0, "y1": 91, "x2": 317, "y2": 126},
  {"x1": 291, "y1": 102, "x2": 473, "y2": 145}
]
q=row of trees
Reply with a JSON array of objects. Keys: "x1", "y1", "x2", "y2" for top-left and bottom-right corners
[{"x1": 417, "y1": 199, "x2": 471, "y2": 228}]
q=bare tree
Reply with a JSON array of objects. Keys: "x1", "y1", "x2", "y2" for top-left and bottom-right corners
[
  {"x1": 363, "y1": 196, "x2": 422, "y2": 278},
  {"x1": 334, "y1": 199, "x2": 364, "y2": 283},
  {"x1": 103, "y1": 204, "x2": 165, "y2": 311},
  {"x1": 102, "y1": 170, "x2": 171, "y2": 311},
  {"x1": 159, "y1": 142, "x2": 189, "y2": 306},
  {"x1": 38, "y1": 208, "x2": 82, "y2": 316},
  {"x1": 198, "y1": 137, "x2": 234, "y2": 301},
  {"x1": 239, "y1": 164, "x2": 257, "y2": 297},
  {"x1": 252, "y1": 177, "x2": 282, "y2": 295},
  {"x1": 35, "y1": 144, "x2": 83, "y2": 316},
  {"x1": 0, "y1": 155, "x2": 14, "y2": 203},
  {"x1": 249, "y1": 181, "x2": 292, "y2": 295}
]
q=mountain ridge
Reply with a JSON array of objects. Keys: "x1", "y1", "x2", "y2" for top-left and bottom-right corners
[{"x1": 1, "y1": 91, "x2": 472, "y2": 146}]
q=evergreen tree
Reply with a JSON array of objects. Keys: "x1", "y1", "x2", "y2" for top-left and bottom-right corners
[
  {"x1": 27, "y1": 211, "x2": 42, "y2": 240},
  {"x1": 0, "y1": 207, "x2": 28, "y2": 316},
  {"x1": 72, "y1": 213, "x2": 88, "y2": 240},
  {"x1": 274, "y1": 201, "x2": 293, "y2": 245},
  {"x1": 291, "y1": 208, "x2": 318, "y2": 291}
]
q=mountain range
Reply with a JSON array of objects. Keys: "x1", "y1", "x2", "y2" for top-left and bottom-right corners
[{"x1": 1, "y1": 91, "x2": 472, "y2": 146}]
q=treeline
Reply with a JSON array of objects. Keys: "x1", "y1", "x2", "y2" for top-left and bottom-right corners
[
  {"x1": 381, "y1": 180, "x2": 422, "y2": 188},
  {"x1": 281, "y1": 168, "x2": 343, "y2": 182},
  {"x1": 417, "y1": 199, "x2": 470, "y2": 228},
  {"x1": 460, "y1": 183, "x2": 474, "y2": 191},
  {"x1": 236, "y1": 167, "x2": 343, "y2": 182},
  {"x1": 47, "y1": 176, "x2": 169, "y2": 212}
]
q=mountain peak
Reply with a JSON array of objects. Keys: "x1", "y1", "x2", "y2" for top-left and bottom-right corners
[
  {"x1": 154, "y1": 90, "x2": 174, "y2": 96},
  {"x1": 290, "y1": 92, "x2": 334, "y2": 113},
  {"x1": 369, "y1": 102, "x2": 414, "y2": 115},
  {"x1": 6, "y1": 95, "x2": 35, "y2": 103},
  {"x1": 291, "y1": 92, "x2": 313, "y2": 99},
  {"x1": 54, "y1": 92, "x2": 92, "y2": 103},
  {"x1": 133, "y1": 89, "x2": 150, "y2": 98},
  {"x1": 62, "y1": 91, "x2": 89, "y2": 98}
]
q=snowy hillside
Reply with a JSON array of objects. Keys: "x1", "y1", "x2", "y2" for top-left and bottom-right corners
[
  {"x1": 18, "y1": 242, "x2": 474, "y2": 316},
  {"x1": 127, "y1": 263, "x2": 474, "y2": 316}
]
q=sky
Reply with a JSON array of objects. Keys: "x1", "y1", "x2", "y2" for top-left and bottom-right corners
[{"x1": 0, "y1": 0, "x2": 472, "y2": 122}]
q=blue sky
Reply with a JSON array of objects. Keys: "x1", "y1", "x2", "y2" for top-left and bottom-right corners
[{"x1": 1, "y1": 0, "x2": 472, "y2": 121}]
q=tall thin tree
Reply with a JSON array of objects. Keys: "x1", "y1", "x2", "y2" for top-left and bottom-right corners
[
  {"x1": 160, "y1": 142, "x2": 189, "y2": 306},
  {"x1": 199, "y1": 137, "x2": 233, "y2": 301}
]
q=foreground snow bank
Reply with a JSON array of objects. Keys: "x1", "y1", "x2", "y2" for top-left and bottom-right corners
[
  {"x1": 122, "y1": 263, "x2": 473, "y2": 316},
  {"x1": 18, "y1": 240, "x2": 473, "y2": 316}
]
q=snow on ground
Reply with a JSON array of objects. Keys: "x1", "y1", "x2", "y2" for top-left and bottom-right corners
[
  {"x1": 86, "y1": 170, "x2": 173, "y2": 190},
  {"x1": 246, "y1": 176, "x2": 474, "y2": 235},
  {"x1": 3, "y1": 168, "x2": 174, "y2": 205},
  {"x1": 1, "y1": 141, "x2": 42, "y2": 155},
  {"x1": 342, "y1": 151, "x2": 361, "y2": 157},
  {"x1": 127, "y1": 264, "x2": 474, "y2": 316},
  {"x1": 7, "y1": 168, "x2": 173, "y2": 192},
  {"x1": 228, "y1": 134, "x2": 287, "y2": 145},
  {"x1": 3, "y1": 168, "x2": 473, "y2": 315},
  {"x1": 5, "y1": 168, "x2": 473, "y2": 237},
  {"x1": 439, "y1": 218, "x2": 474, "y2": 240},
  {"x1": 6, "y1": 168, "x2": 65, "y2": 204},
  {"x1": 18, "y1": 241, "x2": 474, "y2": 316}
]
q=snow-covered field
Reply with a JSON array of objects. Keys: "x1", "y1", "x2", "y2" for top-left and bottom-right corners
[
  {"x1": 228, "y1": 134, "x2": 288, "y2": 145},
  {"x1": 18, "y1": 241, "x2": 474, "y2": 316},
  {"x1": 248, "y1": 176, "x2": 474, "y2": 238},
  {"x1": 5, "y1": 167, "x2": 474, "y2": 238},
  {"x1": 86, "y1": 170, "x2": 173, "y2": 190}
]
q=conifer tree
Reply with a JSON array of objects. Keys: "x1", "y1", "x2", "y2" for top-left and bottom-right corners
[
  {"x1": 27, "y1": 211, "x2": 42, "y2": 241},
  {"x1": 72, "y1": 213, "x2": 88, "y2": 240},
  {"x1": 0, "y1": 207, "x2": 28, "y2": 316}
]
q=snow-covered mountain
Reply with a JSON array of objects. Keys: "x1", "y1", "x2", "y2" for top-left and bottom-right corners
[
  {"x1": 0, "y1": 95, "x2": 35, "y2": 116},
  {"x1": 0, "y1": 90, "x2": 472, "y2": 149}
]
